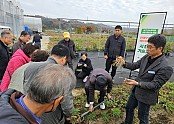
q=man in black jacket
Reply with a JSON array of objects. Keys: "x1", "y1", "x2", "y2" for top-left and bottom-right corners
[
  {"x1": 33, "y1": 31, "x2": 42, "y2": 49},
  {"x1": 104, "y1": 25, "x2": 126, "y2": 79},
  {"x1": 58, "y1": 32, "x2": 76, "y2": 70},
  {"x1": 0, "y1": 30, "x2": 13, "y2": 83},
  {"x1": 85, "y1": 68, "x2": 113, "y2": 111},
  {"x1": 117, "y1": 34, "x2": 173, "y2": 124},
  {"x1": 12, "y1": 31, "x2": 31, "y2": 54}
]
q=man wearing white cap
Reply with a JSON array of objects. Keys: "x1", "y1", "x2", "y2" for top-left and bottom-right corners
[{"x1": 58, "y1": 32, "x2": 76, "y2": 70}]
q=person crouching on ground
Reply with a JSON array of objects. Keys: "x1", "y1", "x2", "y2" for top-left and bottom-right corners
[
  {"x1": 85, "y1": 68, "x2": 113, "y2": 111},
  {"x1": 75, "y1": 52, "x2": 93, "y2": 82}
]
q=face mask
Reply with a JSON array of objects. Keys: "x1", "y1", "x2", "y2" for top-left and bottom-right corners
[
  {"x1": 64, "y1": 60, "x2": 68, "y2": 66},
  {"x1": 45, "y1": 99, "x2": 56, "y2": 113}
]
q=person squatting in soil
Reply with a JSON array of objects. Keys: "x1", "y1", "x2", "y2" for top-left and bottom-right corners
[{"x1": 75, "y1": 52, "x2": 93, "y2": 82}]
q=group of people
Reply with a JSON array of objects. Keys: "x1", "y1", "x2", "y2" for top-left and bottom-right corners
[{"x1": 0, "y1": 24, "x2": 173, "y2": 124}]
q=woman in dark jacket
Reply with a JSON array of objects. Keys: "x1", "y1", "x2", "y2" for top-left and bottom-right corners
[{"x1": 75, "y1": 52, "x2": 93, "y2": 81}]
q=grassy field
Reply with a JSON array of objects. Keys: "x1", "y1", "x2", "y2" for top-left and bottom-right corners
[
  {"x1": 46, "y1": 30, "x2": 174, "y2": 52},
  {"x1": 71, "y1": 82, "x2": 174, "y2": 124},
  {"x1": 45, "y1": 31, "x2": 174, "y2": 123}
]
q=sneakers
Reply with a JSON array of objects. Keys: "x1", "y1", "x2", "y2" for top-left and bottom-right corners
[
  {"x1": 85, "y1": 102, "x2": 105, "y2": 109},
  {"x1": 85, "y1": 102, "x2": 90, "y2": 108},
  {"x1": 83, "y1": 76, "x2": 88, "y2": 83},
  {"x1": 100, "y1": 103, "x2": 105, "y2": 110}
]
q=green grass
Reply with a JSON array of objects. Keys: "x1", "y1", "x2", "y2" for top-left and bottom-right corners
[
  {"x1": 47, "y1": 31, "x2": 174, "y2": 52},
  {"x1": 72, "y1": 82, "x2": 174, "y2": 123}
]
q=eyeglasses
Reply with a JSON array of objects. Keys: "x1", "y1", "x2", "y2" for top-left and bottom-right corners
[{"x1": 147, "y1": 44, "x2": 156, "y2": 49}]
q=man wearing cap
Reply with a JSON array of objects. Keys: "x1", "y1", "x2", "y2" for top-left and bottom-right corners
[
  {"x1": 58, "y1": 32, "x2": 76, "y2": 70},
  {"x1": 85, "y1": 68, "x2": 113, "y2": 111}
]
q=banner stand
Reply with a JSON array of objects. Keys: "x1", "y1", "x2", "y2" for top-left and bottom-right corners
[{"x1": 129, "y1": 12, "x2": 167, "y2": 78}]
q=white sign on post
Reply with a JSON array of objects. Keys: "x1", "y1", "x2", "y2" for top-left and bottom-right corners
[{"x1": 133, "y1": 12, "x2": 167, "y2": 62}]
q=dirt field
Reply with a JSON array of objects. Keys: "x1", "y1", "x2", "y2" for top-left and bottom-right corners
[{"x1": 41, "y1": 35, "x2": 174, "y2": 124}]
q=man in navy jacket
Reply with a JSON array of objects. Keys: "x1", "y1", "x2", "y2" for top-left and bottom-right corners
[{"x1": 104, "y1": 25, "x2": 126, "y2": 79}]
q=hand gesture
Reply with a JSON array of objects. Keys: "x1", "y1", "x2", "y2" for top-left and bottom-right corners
[
  {"x1": 107, "y1": 93, "x2": 112, "y2": 100},
  {"x1": 104, "y1": 55, "x2": 108, "y2": 59},
  {"x1": 124, "y1": 78, "x2": 138, "y2": 86},
  {"x1": 112, "y1": 56, "x2": 125, "y2": 67},
  {"x1": 78, "y1": 63, "x2": 82, "y2": 66}
]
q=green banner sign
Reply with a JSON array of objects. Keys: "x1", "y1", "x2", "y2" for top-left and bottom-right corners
[{"x1": 141, "y1": 29, "x2": 158, "y2": 34}]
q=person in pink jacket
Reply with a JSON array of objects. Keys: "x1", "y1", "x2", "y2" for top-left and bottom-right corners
[{"x1": 0, "y1": 43, "x2": 38, "y2": 91}]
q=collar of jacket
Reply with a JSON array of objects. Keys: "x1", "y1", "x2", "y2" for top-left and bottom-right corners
[
  {"x1": 0, "y1": 40, "x2": 8, "y2": 47},
  {"x1": 63, "y1": 39, "x2": 71, "y2": 42},
  {"x1": 46, "y1": 57, "x2": 58, "y2": 64},
  {"x1": 18, "y1": 38, "x2": 26, "y2": 45},
  {"x1": 140, "y1": 54, "x2": 165, "y2": 76},
  {"x1": 12, "y1": 49, "x2": 31, "y2": 63},
  {"x1": 9, "y1": 91, "x2": 38, "y2": 124},
  {"x1": 114, "y1": 34, "x2": 121, "y2": 39}
]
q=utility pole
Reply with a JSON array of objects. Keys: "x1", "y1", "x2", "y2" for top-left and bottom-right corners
[
  {"x1": 58, "y1": 18, "x2": 61, "y2": 31},
  {"x1": 2, "y1": 0, "x2": 6, "y2": 25}
]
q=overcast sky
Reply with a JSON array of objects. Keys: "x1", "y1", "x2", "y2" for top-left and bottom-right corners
[{"x1": 18, "y1": 0, "x2": 174, "y2": 24}]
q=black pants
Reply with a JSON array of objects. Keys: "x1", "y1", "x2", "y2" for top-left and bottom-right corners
[
  {"x1": 85, "y1": 86, "x2": 106, "y2": 104},
  {"x1": 34, "y1": 42, "x2": 41, "y2": 49},
  {"x1": 77, "y1": 71, "x2": 88, "y2": 79},
  {"x1": 125, "y1": 93, "x2": 150, "y2": 124},
  {"x1": 75, "y1": 71, "x2": 90, "y2": 79},
  {"x1": 105, "y1": 58, "x2": 117, "y2": 78}
]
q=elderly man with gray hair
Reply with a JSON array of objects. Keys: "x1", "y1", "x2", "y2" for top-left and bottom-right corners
[
  {"x1": 0, "y1": 30, "x2": 13, "y2": 83},
  {"x1": 0, "y1": 64, "x2": 76, "y2": 124},
  {"x1": 23, "y1": 44, "x2": 76, "y2": 124}
]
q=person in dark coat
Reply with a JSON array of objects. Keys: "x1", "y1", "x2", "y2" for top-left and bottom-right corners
[
  {"x1": 12, "y1": 31, "x2": 31, "y2": 54},
  {"x1": 104, "y1": 25, "x2": 126, "y2": 79},
  {"x1": 0, "y1": 30, "x2": 13, "y2": 83},
  {"x1": 33, "y1": 31, "x2": 42, "y2": 49},
  {"x1": 24, "y1": 44, "x2": 76, "y2": 124},
  {"x1": 75, "y1": 52, "x2": 93, "y2": 81},
  {"x1": 85, "y1": 68, "x2": 113, "y2": 111},
  {"x1": 0, "y1": 64, "x2": 75, "y2": 124},
  {"x1": 116, "y1": 34, "x2": 173, "y2": 124},
  {"x1": 58, "y1": 32, "x2": 76, "y2": 70}
]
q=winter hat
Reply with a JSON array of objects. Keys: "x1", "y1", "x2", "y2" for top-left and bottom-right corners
[
  {"x1": 96, "y1": 75, "x2": 107, "y2": 87},
  {"x1": 63, "y1": 32, "x2": 70, "y2": 38}
]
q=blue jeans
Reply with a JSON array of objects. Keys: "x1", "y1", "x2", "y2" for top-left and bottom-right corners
[{"x1": 124, "y1": 93, "x2": 150, "y2": 124}]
